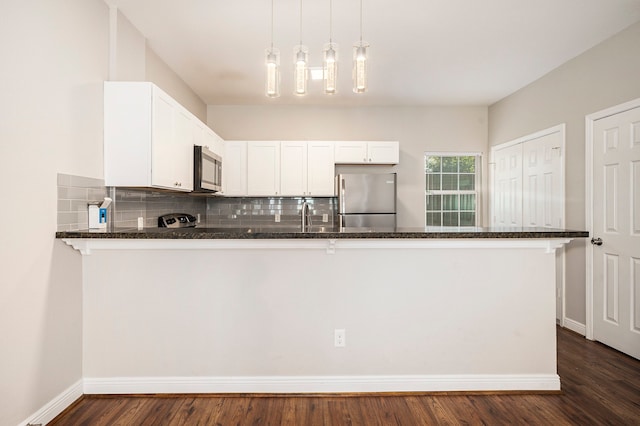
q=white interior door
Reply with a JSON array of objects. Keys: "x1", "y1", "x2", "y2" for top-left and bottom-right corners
[{"x1": 591, "y1": 105, "x2": 640, "y2": 359}]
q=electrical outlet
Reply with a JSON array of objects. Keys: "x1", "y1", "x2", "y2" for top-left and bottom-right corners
[
  {"x1": 137, "y1": 217, "x2": 144, "y2": 230},
  {"x1": 322, "y1": 213, "x2": 328, "y2": 222},
  {"x1": 275, "y1": 214, "x2": 281, "y2": 222},
  {"x1": 197, "y1": 213, "x2": 201, "y2": 223},
  {"x1": 334, "y1": 329, "x2": 346, "y2": 347}
]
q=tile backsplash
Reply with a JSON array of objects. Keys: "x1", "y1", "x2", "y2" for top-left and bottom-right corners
[
  {"x1": 206, "y1": 196, "x2": 336, "y2": 228},
  {"x1": 57, "y1": 174, "x2": 109, "y2": 231},
  {"x1": 57, "y1": 173, "x2": 337, "y2": 231},
  {"x1": 114, "y1": 188, "x2": 206, "y2": 229}
]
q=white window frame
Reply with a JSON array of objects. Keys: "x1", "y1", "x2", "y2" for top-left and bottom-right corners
[{"x1": 424, "y1": 152, "x2": 482, "y2": 228}]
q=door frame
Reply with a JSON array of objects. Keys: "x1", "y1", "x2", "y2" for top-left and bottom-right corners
[
  {"x1": 585, "y1": 97, "x2": 640, "y2": 341},
  {"x1": 489, "y1": 123, "x2": 566, "y2": 325}
]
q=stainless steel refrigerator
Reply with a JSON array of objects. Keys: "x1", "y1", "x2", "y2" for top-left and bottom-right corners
[{"x1": 337, "y1": 173, "x2": 397, "y2": 228}]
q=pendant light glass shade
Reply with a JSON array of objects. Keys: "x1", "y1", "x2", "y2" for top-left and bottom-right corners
[
  {"x1": 323, "y1": 42, "x2": 338, "y2": 94},
  {"x1": 265, "y1": 47, "x2": 280, "y2": 98},
  {"x1": 352, "y1": 42, "x2": 368, "y2": 93},
  {"x1": 293, "y1": 45, "x2": 308, "y2": 95}
]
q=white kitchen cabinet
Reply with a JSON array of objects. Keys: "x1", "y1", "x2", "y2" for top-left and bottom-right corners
[
  {"x1": 306, "y1": 141, "x2": 335, "y2": 195},
  {"x1": 222, "y1": 141, "x2": 247, "y2": 196},
  {"x1": 280, "y1": 141, "x2": 335, "y2": 196},
  {"x1": 280, "y1": 141, "x2": 308, "y2": 196},
  {"x1": 104, "y1": 81, "x2": 195, "y2": 191},
  {"x1": 334, "y1": 141, "x2": 399, "y2": 164},
  {"x1": 247, "y1": 141, "x2": 280, "y2": 196},
  {"x1": 194, "y1": 121, "x2": 224, "y2": 158}
]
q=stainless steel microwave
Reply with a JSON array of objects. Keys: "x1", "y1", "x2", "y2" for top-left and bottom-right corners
[{"x1": 193, "y1": 145, "x2": 222, "y2": 192}]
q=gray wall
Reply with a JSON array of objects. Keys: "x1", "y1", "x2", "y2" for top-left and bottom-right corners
[
  {"x1": 0, "y1": 1, "x2": 107, "y2": 424},
  {"x1": 207, "y1": 106, "x2": 489, "y2": 228},
  {"x1": 488, "y1": 22, "x2": 640, "y2": 325},
  {"x1": 0, "y1": 1, "x2": 206, "y2": 424},
  {"x1": 146, "y1": 46, "x2": 207, "y2": 122}
]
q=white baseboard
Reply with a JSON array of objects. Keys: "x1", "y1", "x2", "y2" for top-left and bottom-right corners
[
  {"x1": 563, "y1": 318, "x2": 586, "y2": 336},
  {"x1": 17, "y1": 374, "x2": 560, "y2": 423},
  {"x1": 83, "y1": 374, "x2": 560, "y2": 394},
  {"x1": 19, "y1": 379, "x2": 83, "y2": 426}
]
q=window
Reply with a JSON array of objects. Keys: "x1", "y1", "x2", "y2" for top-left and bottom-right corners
[{"x1": 425, "y1": 153, "x2": 481, "y2": 227}]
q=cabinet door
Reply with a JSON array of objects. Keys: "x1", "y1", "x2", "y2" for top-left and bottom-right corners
[
  {"x1": 368, "y1": 141, "x2": 399, "y2": 164},
  {"x1": 208, "y1": 129, "x2": 225, "y2": 158},
  {"x1": 334, "y1": 141, "x2": 368, "y2": 164},
  {"x1": 247, "y1": 141, "x2": 280, "y2": 195},
  {"x1": 174, "y1": 108, "x2": 194, "y2": 191},
  {"x1": 151, "y1": 92, "x2": 178, "y2": 190},
  {"x1": 307, "y1": 141, "x2": 335, "y2": 196},
  {"x1": 151, "y1": 90, "x2": 193, "y2": 191},
  {"x1": 223, "y1": 141, "x2": 247, "y2": 196},
  {"x1": 280, "y1": 141, "x2": 308, "y2": 196}
]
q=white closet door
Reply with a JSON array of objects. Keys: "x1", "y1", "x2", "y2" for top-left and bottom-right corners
[
  {"x1": 492, "y1": 143, "x2": 522, "y2": 227},
  {"x1": 522, "y1": 132, "x2": 563, "y2": 228}
]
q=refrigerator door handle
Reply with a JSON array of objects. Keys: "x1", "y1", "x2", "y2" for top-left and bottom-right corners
[{"x1": 340, "y1": 177, "x2": 346, "y2": 213}]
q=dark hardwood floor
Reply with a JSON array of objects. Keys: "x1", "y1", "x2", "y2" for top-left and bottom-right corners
[{"x1": 49, "y1": 327, "x2": 640, "y2": 425}]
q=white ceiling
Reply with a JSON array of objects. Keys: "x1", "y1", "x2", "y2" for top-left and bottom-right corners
[{"x1": 108, "y1": 0, "x2": 640, "y2": 107}]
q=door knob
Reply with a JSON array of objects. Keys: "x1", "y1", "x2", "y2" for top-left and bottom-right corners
[{"x1": 591, "y1": 237, "x2": 603, "y2": 246}]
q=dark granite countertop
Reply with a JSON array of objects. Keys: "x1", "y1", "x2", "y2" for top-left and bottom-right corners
[{"x1": 56, "y1": 226, "x2": 589, "y2": 240}]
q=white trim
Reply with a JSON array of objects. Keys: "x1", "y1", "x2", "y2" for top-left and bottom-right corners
[
  {"x1": 490, "y1": 124, "x2": 566, "y2": 152},
  {"x1": 18, "y1": 380, "x2": 83, "y2": 426},
  {"x1": 83, "y1": 374, "x2": 560, "y2": 394},
  {"x1": 62, "y1": 237, "x2": 573, "y2": 255},
  {"x1": 563, "y1": 318, "x2": 586, "y2": 336},
  {"x1": 584, "y1": 97, "x2": 640, "y2": 341}
]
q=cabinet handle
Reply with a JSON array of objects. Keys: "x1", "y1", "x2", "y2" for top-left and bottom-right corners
[{"x1": 369, "y1": 158, "x2": 372, "y2": 162}]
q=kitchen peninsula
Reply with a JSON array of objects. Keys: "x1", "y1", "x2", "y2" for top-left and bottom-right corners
[{"x1": 57, "y1": 227, "x2": 587, "y2": 394}]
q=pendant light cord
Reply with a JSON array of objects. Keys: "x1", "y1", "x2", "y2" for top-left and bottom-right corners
[
  {"x1": 270, "y1": 0, "x2": 274, "y2": 50},
  {"x1": 299, "y1": 0, "x2": 303, "y2": 46},
  {"x1": 329, "y1": 0, "x2": 333, "y2": 43},
  {"x1": 359, "y1": 0, "x2": 363, "y2": 43}
]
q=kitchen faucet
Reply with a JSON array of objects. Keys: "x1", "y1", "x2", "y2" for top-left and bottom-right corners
[{"x1": 301, "y1": 201, "x2": 311, "y2": 231}]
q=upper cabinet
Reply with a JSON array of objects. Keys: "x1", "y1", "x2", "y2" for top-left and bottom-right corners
[
  {"x1": 306, "y1": 141, "x2": 335, "y2": 196},
  {"x1": 104, "y1": 82, "x2": 221, "y2": 192},
  {"x1": 247, "y1": 141, "x2": 281, "y2": 196},
  {"x1": 334, "y1": 141, "x2": 399, "y2": 164},
  {"x1": 223, "y1": 140, "x2": 396, "y2": 197},
  {"x1": 225, "y1": 140, "x2": 337, "y2": 197},
  {"x1": 222, "y1": 140, "x2": 248, "y2": 196},
  {"x1": 280, "y1": 141, "x2": 308, "y2": 196},
  {"x1": 281, "y1": 141, "x2": 335, "y2": 196},
  {"x1": 194, "y1": 120, "x2": 224, "y2": 160}
]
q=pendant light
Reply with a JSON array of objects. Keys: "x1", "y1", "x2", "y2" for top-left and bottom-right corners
[
  {"x1": 265, "y1": 0, "x2": 280, "y2": 97},
  {"x1": 323, "y1": 0, "x2": 338, "y2": 94},
  {"x1": 293, "y1": 0, "x2": 308, "y2": 95},
  {"x1": 353, "y1": 0, "x2": 368, "y2": 93}
]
